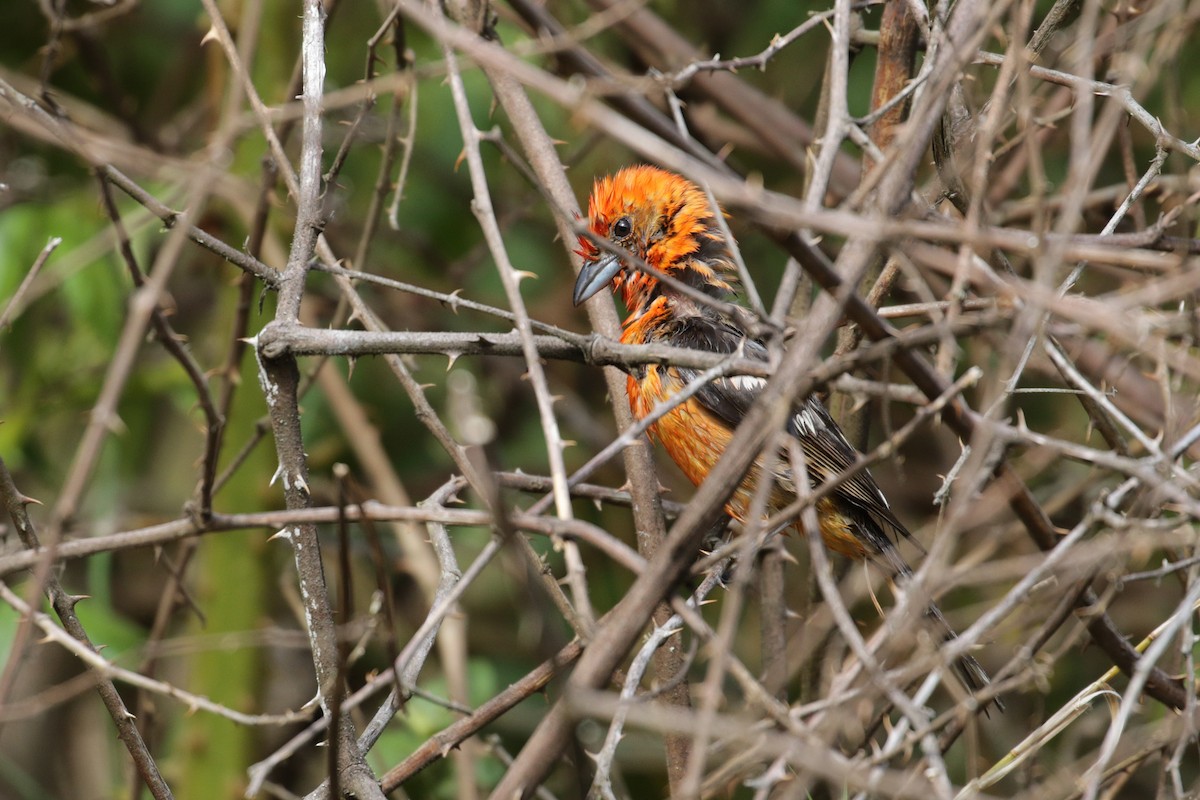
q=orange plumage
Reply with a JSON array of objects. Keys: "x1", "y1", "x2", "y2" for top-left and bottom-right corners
[{"x1": 573, "y1": 165, "x2": 999, "y2": 708}]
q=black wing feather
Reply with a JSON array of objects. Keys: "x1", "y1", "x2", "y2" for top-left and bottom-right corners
[
  {"x1": 669, "y1": 316, "x2": 913, "y2": 555},
  {"x1": 665, "y1": 315, "x2": 1000, "y2": 710}
]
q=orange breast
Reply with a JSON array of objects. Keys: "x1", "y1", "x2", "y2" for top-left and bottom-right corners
[
  {"x1": 627, "y1": 366, "x2": 871, "y2": 559},
  {"x1": 629, "y1": 365, "x2": 754, "y2": 520}
]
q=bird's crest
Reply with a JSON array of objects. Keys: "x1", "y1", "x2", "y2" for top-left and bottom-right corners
[{"x1": 575, "y1": 165, "x2": 738, "y2": 315}]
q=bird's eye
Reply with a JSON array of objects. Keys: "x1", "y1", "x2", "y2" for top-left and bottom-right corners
[{"x1": 612, "y1": 217, "x2": 632, "y2": 239}]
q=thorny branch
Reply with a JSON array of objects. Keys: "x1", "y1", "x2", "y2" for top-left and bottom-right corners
[
  {"x1": 248, "y1": 0, "x2": 383, "y2": 797},
  {"x1": 0, "y1": 459, "x2": 173, "y2": 799},
  {"x1": 4, "y1": 0, "x2": 1200, "y2": 798}
]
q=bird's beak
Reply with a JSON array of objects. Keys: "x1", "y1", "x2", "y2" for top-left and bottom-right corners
[{"x1": 572, "y1": 253, "x2": 622, "y2": 306}]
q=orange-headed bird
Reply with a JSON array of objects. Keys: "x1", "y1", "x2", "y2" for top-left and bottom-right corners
[{"x1": 573, "y1": 165, "x2": 998, "y2": 708}]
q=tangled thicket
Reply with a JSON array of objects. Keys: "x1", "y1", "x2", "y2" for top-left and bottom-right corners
[{"x1": 1, "y1": 0, "x2": 1199, "y2": 798}]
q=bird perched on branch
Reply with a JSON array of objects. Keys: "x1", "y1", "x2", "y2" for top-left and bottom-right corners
[{"x1": 572, "y1": 164, "x2": 998, "y2": 709}]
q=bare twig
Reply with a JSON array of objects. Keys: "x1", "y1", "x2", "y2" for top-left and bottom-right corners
[
  {"x1": 0, "y1": 236, "x2": 60, "y2": 332},
  {"x1": 0, "y1": 457, "x2": 174, "y2": 799}
]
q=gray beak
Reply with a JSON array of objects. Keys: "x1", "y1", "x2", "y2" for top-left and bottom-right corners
[{"x1": 572, "y1": 253, "x2": 622, "y2": 306}]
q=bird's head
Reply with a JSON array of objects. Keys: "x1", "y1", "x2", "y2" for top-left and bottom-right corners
[{"x1": 572, "y1": 165, "x2": 738, "y2": 316}]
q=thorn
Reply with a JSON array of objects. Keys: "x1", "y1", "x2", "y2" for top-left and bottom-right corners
[
  {"x1": 445, "y1": 352, "x2": 461, "y2": 371},
  {"x1": 346, "y1": 356, "x2": 357, "y2": 381},
  {"x1": 270, "y1": 464, "x2": 284, "y2": 487},
  {"x1": 18, "y1": 494, "x2": 43, "y2": 507},
  {"x1": 514, "y1": 270, "x2": 538, "y2": 283},
  {"x1": 295, "y1": 475, "x2": 309, "y2": 496},
  {"x1": 446, "y1": 289, "x2": 464, "y2": 313},
  {"x1": 561, "y1": 439, "x2": 576, "y2": 449},
  {"x1": 269, "y1": 528, "x2": 293, "y2": 542},
  {"x1": 201, "y1": 25, "x2": 219, "y2": 45}
]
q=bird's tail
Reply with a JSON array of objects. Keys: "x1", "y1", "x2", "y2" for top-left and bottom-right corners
[
  {"x1": 878, "y1": 548, "x2": 1002, "y2": 713},
  {"x1": 924, "y1": 601, "x2": 1004, "y2": 713}
]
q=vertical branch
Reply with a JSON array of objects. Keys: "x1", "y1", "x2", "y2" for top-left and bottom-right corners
[
  {"x1": 758, "y1": 541, "x2": 788, "y2": 699},
  {"x1": 856, "y1": 0, "x2": 922, "y2": 308},
  {"x1": 435, "y1": 0, "x2": 694, "y2": 787},
  {"x1": 518, "y1": 62, "x2": 698, "y2": 800},
  {"x1": 438, "y1": 17, "x2": 595, "y2": 631},
  {"x1": 832, "y1": 0, "x2": 923, "y2": 445},
  {"x1": 275, "y1": 0, "x2": 326, "y2": 324},
  {"x1": 867, "y1": 0, "x2": 921, "y2": 166},
  {"x1": 802, "y1": 0, "x2": 854, "y2": 213},
  {"x1": 252, "y1": 2, "x2": 382, "y2": 798}
]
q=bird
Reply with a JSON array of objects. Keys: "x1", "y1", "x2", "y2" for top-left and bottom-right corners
[{"x1": 572, "y1": 164, "x2": 999, "y2": 710}]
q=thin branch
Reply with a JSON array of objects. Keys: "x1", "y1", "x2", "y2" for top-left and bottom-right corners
[
  {"x1": 0, "y1": 582, "x2": 312, "y2": 727},
  {"x1": 0, "y1": 457, "x2": 174, "y2": 799},
  {"x1": 0, "y1": 235, "x2": 60, "y2": 332},
  {"x1": 440, "y1": 17, "x2": 593, "y2": 631}
]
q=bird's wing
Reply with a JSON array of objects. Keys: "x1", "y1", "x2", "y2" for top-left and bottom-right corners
[{"x1": 670, "y1": 315, "x2": 913, "y2": 551}]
